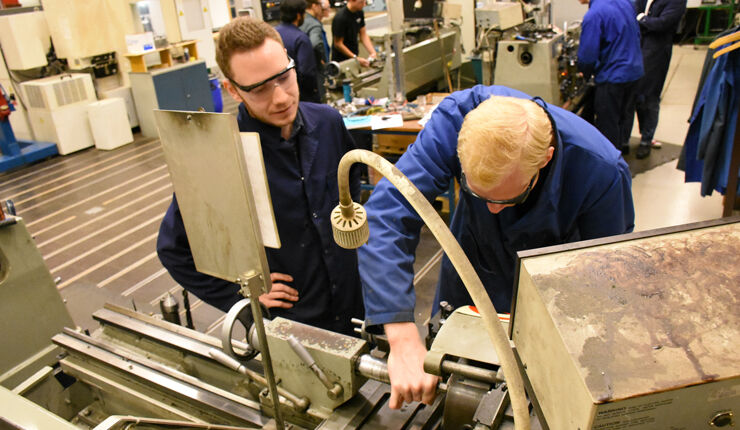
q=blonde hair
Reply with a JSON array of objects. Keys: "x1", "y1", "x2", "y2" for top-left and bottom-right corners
[
  {"x1": 216, "y1": 17, "x2": 283, "y2": 80},
  {"x1": 457, "y1": 96, "x2": 553, "y2": 189}
]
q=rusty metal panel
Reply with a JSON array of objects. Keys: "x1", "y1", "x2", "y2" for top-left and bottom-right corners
[{"x1": 512, "y1": 220, "x2": 740, "y2": 430}]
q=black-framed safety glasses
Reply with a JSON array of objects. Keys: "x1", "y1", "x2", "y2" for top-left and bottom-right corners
[
  {"x1": 228, "y1": 57, "x2": 295, "y2": 93},
  {"x1": 460, "y1": 170, "x2": 539, "y2": 206}
]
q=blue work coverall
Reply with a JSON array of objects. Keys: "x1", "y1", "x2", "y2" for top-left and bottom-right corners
[
  {"x1": 357, "y1": 86, "x2": 635, "y2": 328},
  {"x1": 157, "y1": 102, "x2": 364, "y2": 335},
  {"x1": 276, "y1": 23, "x2": 320, "y2": 103},
  {"x1": 578, "y1": 0, "x2": 644, "y2": 152}
]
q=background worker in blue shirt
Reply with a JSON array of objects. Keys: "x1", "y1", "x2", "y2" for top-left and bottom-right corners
[
  {"x1": 632, "y1": 0, "x2": 687, "y2": 159},
  {"x1": 276, "y1": 0, "x2": 321, "y2": 103},
  {"x1": 357, "y1": 86, "x2": 635, "y2": 408},
  {"x1": 157, "y1": 17, "x2": 363, "y2": 335},
  {"x1": 577, "y1": 0, "x2": 644, "y2": 155}
]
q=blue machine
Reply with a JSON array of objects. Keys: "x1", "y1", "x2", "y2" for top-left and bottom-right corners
[{"x1": 0, "y1": 84, "x2": 58, "y2": 173}]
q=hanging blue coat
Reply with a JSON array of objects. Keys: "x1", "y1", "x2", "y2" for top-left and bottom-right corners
[
  {"x1": 680, "y1": 46, "x2": 740, "y2": 196},
  {"x1": 157, "y1": 102, "x2": 364, "y2": 335},
  {"x1": 357, "y1": 86, "x2": 635, "y2": 328}
]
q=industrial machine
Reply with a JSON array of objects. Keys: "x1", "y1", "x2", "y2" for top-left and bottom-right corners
[
  {"x1": 554, "y1": 22, "x2": 588, "y2": 109},
  {"x1": 511, "y1": 219, "x2": 740, "y2": 429},
  {"x1": 0, "y1": 201, "x2": 535, "y2": 429},
  {"x1": 260, "y1": 0, "x2": 282, "y2": 22},
  {"x1": 0, "y1": 111, "x2": 532, "y2": 429},
  {"x1": 326, "y1": 24, "x2": 462, "y2": 102},
  {"x1": 326, "y1": 0, "x2": 462, "y2": 104},
  {"x1": 471, "y1": 2, "x2": 586, "y2": 106},
  {"x1": 1, "y1": 111, "x2": 738, "y2": 429},
  {"x1": 0, "y1": 84, "x2": 57, "y2": 172},
  {"x1": 493, "y1": 27, "x2": 563, "y2": 104}
]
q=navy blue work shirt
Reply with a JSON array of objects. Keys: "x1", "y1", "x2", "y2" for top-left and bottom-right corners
[
  {"x1": 635, "y1": 0, "x2": 686, "y2": 53},
  {"x1": 157, "y1": 102, "x2": 364, "y2": 335},
  {"x1": 276, "y1": 23, "x2": 320, "y2": 103}
]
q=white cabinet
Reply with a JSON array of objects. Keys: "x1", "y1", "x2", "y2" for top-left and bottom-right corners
[
  {"x1": 21, "y1": 74, "x2": 97, "y2": 155},
  {"x1": 88, "y1": 98, "x2": 134, "y2": 150}
]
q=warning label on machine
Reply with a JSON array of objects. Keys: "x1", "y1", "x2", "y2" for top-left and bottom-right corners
[{"x1": 593, "y1": 399, "x2": 674, "y2": 429}]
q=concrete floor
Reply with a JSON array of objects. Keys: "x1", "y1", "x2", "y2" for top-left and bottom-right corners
[
  {"x1": 0, "y1": 44, "x2": 733, "y2": 336},
  {"x1": 630, "y1": 45, "x2": 730, "y2": 231}
]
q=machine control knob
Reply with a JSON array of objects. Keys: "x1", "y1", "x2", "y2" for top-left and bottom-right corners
[
  {"x1": 710, "y1": 411, "x2": 734, "y2": 427},
  {"x1": 520, "y1": 51, "x2": 533, "y2": 66}
]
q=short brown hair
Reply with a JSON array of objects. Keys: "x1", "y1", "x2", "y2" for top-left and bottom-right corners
[{"x1": 215, "y1": 17, "x2": 283, "y2": 79}]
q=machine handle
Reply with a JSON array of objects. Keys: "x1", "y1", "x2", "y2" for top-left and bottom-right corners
[
  {"x1": 208, "y1": 348, "x2": 310, "y2": 412},
  {"x1": 287, "y1": 335, "x2": 343, "y2": 399},
  {"x1": 356, "y1": 355, "x2": 448, "y2": 393}
]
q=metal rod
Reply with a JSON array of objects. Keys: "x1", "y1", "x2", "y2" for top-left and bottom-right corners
[
  {"x1": 434, "y1": 20, "x2": 453, "y2": 92},
  {"x1": 94, "y1": 415, "x2": 260, "y2": 430},
  {"x1": 356, "y1": 354, "x2": 448, "y2": 393},
  {"x1": 183, "y1": 289, "x2": 195, "y2": 329},
  {"x1": 244, "y1": 273, "x2": 285, "y2": 429},
  {"x1": 440, "y1": 360, "x2": 503, "y2": 385}
]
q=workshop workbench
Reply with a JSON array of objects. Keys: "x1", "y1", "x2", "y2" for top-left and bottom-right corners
[
  {"x1": 345, "y1": 103, "x2": 457, "y2": 217},
  {"x1": 123, "y1": 40, "x2": 199, "y2": 73}
]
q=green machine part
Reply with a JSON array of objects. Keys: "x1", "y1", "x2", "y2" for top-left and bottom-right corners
[{"x1": 0, "y1": 217, "x2": 75, "y2": 389}]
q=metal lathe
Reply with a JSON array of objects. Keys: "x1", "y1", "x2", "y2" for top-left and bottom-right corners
[{"x1": 0, "y1": 111, "x2": 737, "y2": 430}]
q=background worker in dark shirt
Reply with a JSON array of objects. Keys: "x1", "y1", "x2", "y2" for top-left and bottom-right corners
[
  {"x1": 331, "y1": 0, "x2": 377, "y2": 67},
  {"x1": 632, "y1": 0, "x2": 686, "y2": 159},
  {"x1": 276, "y1": 0, "x2": 320, "y2": 102},
  {"x1": 300, "y1": 0, "x2": 331, "y2": 102}
]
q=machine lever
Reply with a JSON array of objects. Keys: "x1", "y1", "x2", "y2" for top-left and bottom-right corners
[
  {"x1": 208, "y1": 348, "x2": 310, "y2": 411},
  {"x1": 356, "y1": 355, "x2": 448, "y2": 393},
  {"x1": 287, "y1": 335, "x2": 344, "y2": 399}
]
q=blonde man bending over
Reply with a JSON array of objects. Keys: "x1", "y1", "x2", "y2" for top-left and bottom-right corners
[{"x1": 357, "y1": 86, "x2": 634, "y2": 409}]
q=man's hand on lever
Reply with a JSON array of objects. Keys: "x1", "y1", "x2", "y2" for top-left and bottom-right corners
[
  {"x1": 259, "y1": 273, "x2": 299, "y2": 309},
  {"x1": 385, "y1": 322, "x2": 440, "y2": 409},
  {"x1": 358, "y1": 52, "x2": 377, "y2": 68}
]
